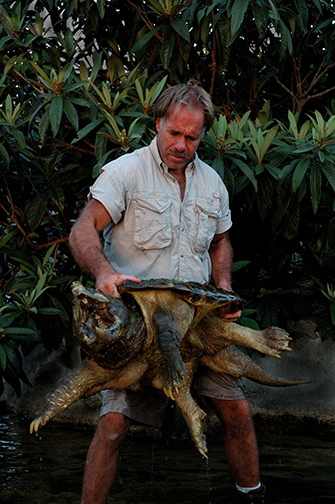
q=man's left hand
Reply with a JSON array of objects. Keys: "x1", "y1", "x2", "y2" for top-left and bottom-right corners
[{"x1": 221, "y1": 309, "x2": 242, "y2": 322}]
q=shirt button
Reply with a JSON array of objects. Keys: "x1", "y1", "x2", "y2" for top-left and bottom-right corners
[{"x1": 181, "y1": 254, "x2": 184, "y2": 258}]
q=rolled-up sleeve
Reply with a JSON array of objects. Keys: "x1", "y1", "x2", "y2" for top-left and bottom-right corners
[{"x1": 89, "y1": 165, "x2": 126, "y2": 224}]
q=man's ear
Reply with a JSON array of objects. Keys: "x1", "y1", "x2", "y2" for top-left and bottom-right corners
[{"x1": 156, "y1": 117, "x2": 161, "y2": 133}]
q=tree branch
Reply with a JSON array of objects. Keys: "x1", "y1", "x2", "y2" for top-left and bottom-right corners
[
  {"x1": 0, "y1": 176, "x2": 34, "y2": 246},
  {"x1": 125, "y1": 0, "x2": 164, "y2": 43}
]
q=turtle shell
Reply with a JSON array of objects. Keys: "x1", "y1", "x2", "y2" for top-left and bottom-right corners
[{"x1": 118, "y1": 278, "x2": 244, "y2": 314}]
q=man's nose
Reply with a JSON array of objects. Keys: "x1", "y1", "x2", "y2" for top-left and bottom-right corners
[{"x1": 175, "y1": 136, "x2": 186, "y2": 151}]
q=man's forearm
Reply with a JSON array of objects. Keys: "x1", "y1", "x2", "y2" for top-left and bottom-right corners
[
  {"x1": 69, "y1": 221, "x2": 115, "y2": 280},
  {"x1": 68, "y1": 199, "x2": 116, "y2": 280},
  {"x1": 68, "y1": 199, "x2": 141, "y2": 297},
  {"x1": 209, "y1": 232, "x2": 234, "y2": 291}
]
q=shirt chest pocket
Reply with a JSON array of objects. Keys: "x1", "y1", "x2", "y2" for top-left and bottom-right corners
[
  {"x1": 194, "y1": 196, "x2": 221, "y2": 254},
  {"x1": 133, "y1": 193, "x2": 172, "y2": 250}
]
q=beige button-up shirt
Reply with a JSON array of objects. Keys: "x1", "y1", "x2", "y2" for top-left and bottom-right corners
[{"x1": 90, "y1": 137, "x2": 232, "y2": 284}]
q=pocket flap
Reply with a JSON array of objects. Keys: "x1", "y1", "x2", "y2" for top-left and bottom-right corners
[
  {"x1": 133, "y1": 193, "x2": 171, "y2": 213},
  {"x1": 196, "y1": 196, "x2": 220, "y2": 218}
]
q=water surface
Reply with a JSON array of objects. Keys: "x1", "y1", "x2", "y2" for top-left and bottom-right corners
[{"x1": 1, "y1": 408, "x2": 335, "y2": 503}]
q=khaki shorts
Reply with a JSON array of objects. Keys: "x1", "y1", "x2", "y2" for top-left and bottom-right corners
[{"x1": 100, "y1": 367, "x2": 245, "y2": 428}]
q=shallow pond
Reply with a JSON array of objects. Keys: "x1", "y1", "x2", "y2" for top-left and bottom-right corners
[{"x1": 1, "y1": 407, "x2": 335, "y2": 503}]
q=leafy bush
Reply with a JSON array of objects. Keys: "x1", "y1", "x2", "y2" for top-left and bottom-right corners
[{"x1": 1, "y1": 0, "x2": 335, "y2": 394}]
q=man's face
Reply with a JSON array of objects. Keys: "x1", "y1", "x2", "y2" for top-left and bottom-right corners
[{"x1": 156, "y1": 105, "x2": 205, "y2": 171}]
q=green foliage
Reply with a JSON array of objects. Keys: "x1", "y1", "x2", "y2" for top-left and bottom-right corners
[
  {"x1": 312, "y1": 278, "x2": 335, "y2": 342},
  {"x1": 0, "y1": 0, "x2": 335, "y2": 393}
]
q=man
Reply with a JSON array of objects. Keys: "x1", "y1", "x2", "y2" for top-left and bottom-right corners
[{"x1": 69, "y1": 83, "x2": 266, "y2": 504}]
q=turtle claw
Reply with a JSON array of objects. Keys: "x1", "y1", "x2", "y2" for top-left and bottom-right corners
[
  {"x1": 29, "y1": 416, "x2": 46, "y2": 434},
  {"x1": 258, "y1": 327, "x2": 293, "y2": 356},
  {"x1": 163, "y1": 383, "x2": 180, "y2": 400},
  {"x1": 193, "y1": 433, "x2": 208, "y2": 459}
]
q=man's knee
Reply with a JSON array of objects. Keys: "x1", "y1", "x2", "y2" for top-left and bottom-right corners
[
  {"x1": 96, "y1": 412, "x2": 131, "y2": 445},
  {"x1": 211, "y1": 398, "x2": 253, "y2": 426}
]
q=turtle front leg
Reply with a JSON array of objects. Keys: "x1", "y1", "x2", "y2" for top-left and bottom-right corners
[
  {"x1": 224, "y1": 323, "x2": 292, "y2": 357},
  {"x1": 173, "y1": 359, "x2": 208, "y2": 458},
  {"x1": 153, "y1": 310, "x2": 186, "y2": 399},
  {"x1": 196, "y1": 317, "x2": 291, "y2": 357}
]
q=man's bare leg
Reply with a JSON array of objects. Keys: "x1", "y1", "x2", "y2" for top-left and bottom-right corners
[
  {"x1": 210, "y1": 398, "x2": 260, "y2": 487},
  {"x1": 81, "y1": 412, "x2": 131, "y2": 504}
]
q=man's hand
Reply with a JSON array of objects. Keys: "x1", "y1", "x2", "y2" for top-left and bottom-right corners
[
  {"x1": 69, "y1": 199, "x2": 141, "y2": 298},
  {"x1": 96, "y1": 271, "x2": 141, "y2": 298},
  {"x1": 220, "y1": 309, "x2": 242, "y2": 323}
]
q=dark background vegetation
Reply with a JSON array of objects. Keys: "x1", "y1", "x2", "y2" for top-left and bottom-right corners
[{"x1": 1, "y1": 0, "x2": 335, "y2": 395}]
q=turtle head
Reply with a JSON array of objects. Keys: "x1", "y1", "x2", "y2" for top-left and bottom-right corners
[{"x1": 71, "y1": 281, "x2": 146, "y2": 368}]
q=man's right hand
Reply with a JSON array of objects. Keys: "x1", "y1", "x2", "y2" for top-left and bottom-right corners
[{"x1": 95, "y1": 271, "x2": 141, "y2": 298}]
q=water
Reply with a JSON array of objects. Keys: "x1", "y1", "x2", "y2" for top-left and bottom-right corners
[{"x1": 1, "y1": 407, "x2": 335, "y2": 503}]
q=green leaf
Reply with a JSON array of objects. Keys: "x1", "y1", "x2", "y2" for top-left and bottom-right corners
[
  {"x1": 29, "y1": 61, "x2": 53, "y2": 87},
  {"x1": 131, "y1": 26, "x2": 161, "y2": 53},
  {"x1": 2, "y1": 341, "x2": 21, "y2": 374},
  {"x1": 171, "y1": 18, "x2": 190, "y2": 43},
  {"x1": 50, "y1": 183, "x2": 65, "y2": 213},
  {"x1": 87, "y1": 51, "x2": 102, "y2": 85},
  {"x1": 160, "y1": 34, "x2": 175, "y2": 69},
  {"x1": 73, "y1": 118, "x2": 105, "y2": 143},
  {"x1": 59, "y1": 60, "x2": 76, "y2": 84},
  {"x1": 0, "y1": 142, "x2": 10, "y2": 168},
  {"x1": 63, "y1": 100, "x2": 78, "y2": 130},
  {"x1": 147, "y1": 0, "x2": 166, "y2": 15},
  {"x1": 37, "y1": 307, "x2": 63, "y2": 315},
  {"x1": 135, "y1": 80, "x2": 144, "y2": 103},
  {"x1": 12, "y1": 129, "x2": 26, "y2": 149},
  {"x1": 148, "y1": 76, "x2": 168, "y2": 105},
  {"x1": 95, "y1": 130, "x2": 108, "y2": 161},
  {"x1": 232, "y1": 260, "x2": 251, "y2": 272},
  {"x1": 292, "y1": 157, "x2": 310, "y2": 192},
  {"x1": 260, "y1": 126, "x2": 278, "y2": 160},
  {"x1": 278, "y1": 19, "x2": 293, "y2": 59},
  {"x1": 321, "y1": 164, "x2": 335, "y2": 192},
  {"x1": 200, "y1": 15, "x2": 210, "y2": 45},
  {"x1": 0, "y1": 228, "x2": 18, "y2": 248},
  {"x1": 96, "y1": 0, "x2": 106, "y2": 17},
  {"x1": 26, "y1": 195, "x2": 47, "y2": 231},
  {"x1": 0, "y1": 343, "x2": 7, "y2": 371},
  {"x1": 239, "y1": 317, "x2": 260, "y2": 330},
  {"x1": 283, "y1": 201, "x2": 300, "y2": 240},
  {"x1": 288, "y1": 110, "x2": 298, "y2": 137},
  {"x1": 330, "y1": 304, "x2": 335, "y2": 325},
  {"x1": 232, "y1": 157, "x2": 258, "y2": 191},
  {"x1": 49, "y1": 95, "x2": 63, "y2": 137},
  {"x1": 2, "y1": 327, "x2": 36, "y2": 335},
  {"x1": 310, "y1": 165, "x2": 322, "y2": 214},
  {"x1": 230, "y1": 0, "x2": 250, "y2": 37},
  {"x1": 251, "y1": 1, "x2": 269, "y2": 39}
]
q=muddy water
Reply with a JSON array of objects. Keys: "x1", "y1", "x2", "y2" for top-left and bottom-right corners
[{"x1": 1, "y1": 408, "x2": 335, "y2": 504}]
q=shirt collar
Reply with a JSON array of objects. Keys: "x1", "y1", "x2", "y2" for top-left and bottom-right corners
[{"x1": 149, "y1": 137, "x2": 197, "y2": 174}]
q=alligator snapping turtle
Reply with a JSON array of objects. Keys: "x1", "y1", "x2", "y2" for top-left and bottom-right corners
[{"x1": 30, "y1": 279, "x2": 305, "y2": 457}]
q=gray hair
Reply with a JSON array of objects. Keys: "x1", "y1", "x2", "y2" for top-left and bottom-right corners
[{"x1": 154, "y1": 83, "x2": 214, "y2": 133}]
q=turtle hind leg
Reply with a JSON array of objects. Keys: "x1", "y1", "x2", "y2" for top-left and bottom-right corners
[
  {"x1": 153, "y1": 311, "x2": 186, "y2": 400},
  {"x1": 173, "y1": 359, "x2": 208, "y2": 458}
]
